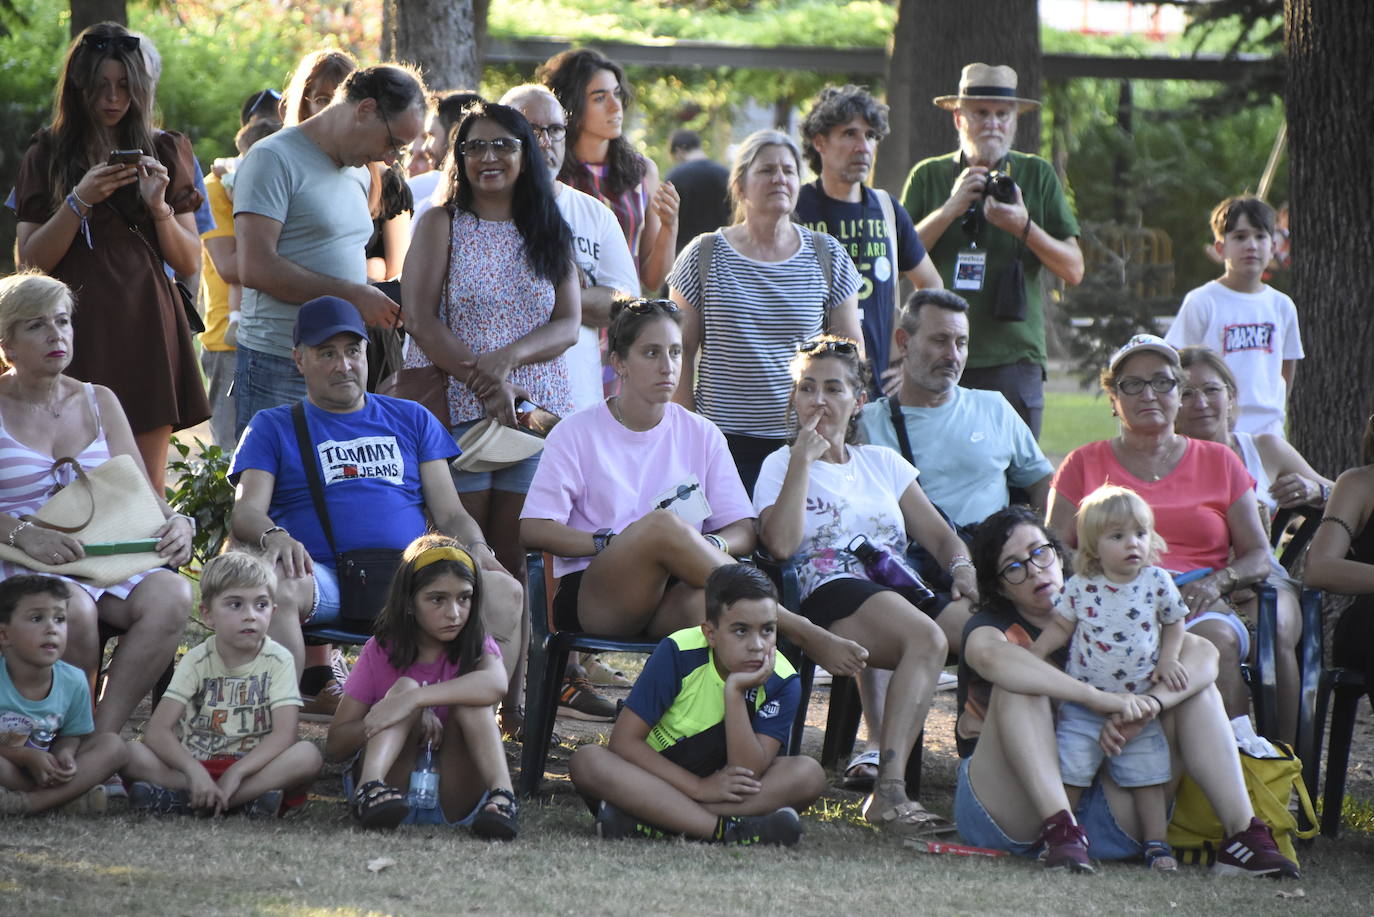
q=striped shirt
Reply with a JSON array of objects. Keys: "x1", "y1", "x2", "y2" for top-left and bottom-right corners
[{"x1": 670, "y1": 226, "x2": 860, "y2": 439}]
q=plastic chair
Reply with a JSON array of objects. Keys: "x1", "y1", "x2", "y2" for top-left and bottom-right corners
[{"x1": 518, "y1": 551, "x2": 658, "y2": 798}]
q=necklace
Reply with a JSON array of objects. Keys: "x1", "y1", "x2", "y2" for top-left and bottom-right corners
[
  {"x1": 3, "y1": 381, "x2": 64, "y2": 418},
  {"x1": 1117, "y1": 434, "x2": 1183, "y2": 482}
]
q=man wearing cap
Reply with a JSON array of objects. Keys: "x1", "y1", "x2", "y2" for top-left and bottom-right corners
[
  {"x1": 233, "y1": 64, "x2": 427, "y2": 441},
  {"x1": 797, "y1": 84, "x2": 943, "y2": 396},
  {"x1": 900, "y1": 63, "x2": 1084, "y2": 438},
  {"x1": 227, "y1": 297, "x2": 523, "y2": 700},
  {"x1": 498, "y1": 84, "x2": 639, "y2": 412}
]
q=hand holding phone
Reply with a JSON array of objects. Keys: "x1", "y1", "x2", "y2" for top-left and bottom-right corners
[{"x1": 108, "y1": 149, "x2": 144, "y2": 166}]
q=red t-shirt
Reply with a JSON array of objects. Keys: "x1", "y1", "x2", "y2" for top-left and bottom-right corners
[{"x1": 1052, "y1": 438, "x2": 1254, "y2": 572}]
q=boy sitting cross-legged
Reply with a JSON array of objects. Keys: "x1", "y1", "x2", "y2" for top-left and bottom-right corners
[
  {"x1": 124, "y1": 551, "x2": 322, "y2": 816},
  {"x1": 569, "y1": 564, "x2": 826, "y2": 846},
  {"x1": 0, "y1": 575, "x2": 127, "y2": 815}
]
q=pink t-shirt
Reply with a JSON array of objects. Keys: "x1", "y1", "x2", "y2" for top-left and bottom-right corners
[
  {"x1": 1052, "y1": 438, "x2": 1254, "y2": 572},
  {"x1": 520, "y1": 401, "x2": 754, "y2": 578},
  {"x1": 342, "y1": 634, "x2": 501, "y2": 725}
]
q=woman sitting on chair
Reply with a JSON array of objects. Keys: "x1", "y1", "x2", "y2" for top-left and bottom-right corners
[
  {"x1": 753, "y1": 334, "x2": 968, "y2": 839},
  {"x1": 520, "y1": 300, "x2": 868, "y2": 673}
]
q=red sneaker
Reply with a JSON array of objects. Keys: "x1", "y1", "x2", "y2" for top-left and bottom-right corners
[
  {"x1": 1039, "y1": 809, "x2": 1095, "y2": 873},
  {"x1": 1214, "y1": 817, "x2": 1300, "y2": 879}
]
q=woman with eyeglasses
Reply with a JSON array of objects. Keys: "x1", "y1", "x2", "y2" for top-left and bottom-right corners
[
  {"x1": 954, "y1": 505, "x2": 1297, "y2": 876},
  {"x1": 401, "y1": 101, "x2": 578, "y2": 583},
  {"x1": 14, "y1": 22, "x2": 209, "y2": 491},
  {"x1": 670, "y1": 130, "x2": 863, "y2": 495},
  {"x1": 1173, "y1": 346, "x2": 1330, "y2": 744},
  {"x1": 1047, "y1": 335, "x2": 1274, "y2": 735},
  {"x1": 754, "y1": 334, "x2": 968, "y2": 838},
  {"x1": 538, "y1": 48, "x2": 679, "y2": 290}
]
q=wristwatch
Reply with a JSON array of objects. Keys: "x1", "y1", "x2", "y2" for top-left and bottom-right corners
[{"x1": 593, "y1": 528, "x2": 615, "y2": 554}]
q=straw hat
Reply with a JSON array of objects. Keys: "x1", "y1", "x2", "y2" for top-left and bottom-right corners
[
  {"x1": 451, "y1": 419, "x2": 546, "y2": 473},
  {"x1": 934, "y1": 63, "x2": 1040, "y2": 112}
]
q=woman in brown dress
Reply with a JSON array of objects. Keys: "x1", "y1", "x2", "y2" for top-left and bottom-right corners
[{"x1": 14, "y1": 21, "x2": 209, "y2": 492}]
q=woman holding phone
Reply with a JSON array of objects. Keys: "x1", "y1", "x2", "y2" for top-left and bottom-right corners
[{"x1": 14, "y1": 21, "x2": 208, "y2": 491}]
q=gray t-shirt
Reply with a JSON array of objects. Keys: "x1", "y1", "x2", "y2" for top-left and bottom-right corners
[{"x1": 233, "y1": 126, "x2": 372, "y2": 358}]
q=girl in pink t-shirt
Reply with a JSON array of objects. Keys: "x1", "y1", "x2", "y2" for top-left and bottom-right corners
[{"x1": 325, "y1": 536, "x2": 514, "y2": 837}]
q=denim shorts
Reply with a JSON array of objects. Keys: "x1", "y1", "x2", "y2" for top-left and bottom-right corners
[
  {"x1": 234, "y1": 346, "x2": 307, "y2": 441},
  {"x1": 449, "y1": 419, "x2": 542, "y2": 494},
  {"x1": 342, "y1": 752, "x2": 491, "y2": 827},
  {"x1": 1056, "y1": 701, "x2": 1170, "y2": 788},
  {"x1": 954, "y1": 757, "x2": 1143, "y2": 861},
  {"x1": 301, "y1": 564, "x2": 340, "y2": 626}
]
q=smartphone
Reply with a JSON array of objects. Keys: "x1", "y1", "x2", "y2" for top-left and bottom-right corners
[
  {"x1": 108, "y1": 149, "x2": 144, "y2": 165},
  {"x1": 515, "y1": 399, "x2": 561, "y2": 437}
]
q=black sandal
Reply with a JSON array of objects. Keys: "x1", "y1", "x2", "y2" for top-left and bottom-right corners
[
  {"x1": 471, "y1": 787, "x2": 518, "y2": 841},
  {"x1": 354, "y1": 780, "x2": 409, "y2": 830}
]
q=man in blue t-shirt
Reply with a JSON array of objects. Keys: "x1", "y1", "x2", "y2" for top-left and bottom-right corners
[
  {"x1": 228, "y1": 297, "x2": 522, "y2": 694},
  {"x1": 796, "y1": 85, "x2": 942, "y2": 396},
  {"x1": 568, "y1": 565, "x2": 825, "y2": 846}
]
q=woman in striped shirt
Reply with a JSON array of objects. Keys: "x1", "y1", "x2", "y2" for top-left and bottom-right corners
[{"x1": 670, "y1": 130, "x2": 862, "y2": 495}]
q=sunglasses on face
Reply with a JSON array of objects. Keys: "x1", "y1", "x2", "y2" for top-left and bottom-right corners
[
  {"x1": 459, "y1": 137, "x2": 523, "y2": 158},
  {"x1": 623, "y1": 298, "x2": 680, "y2": 316},
  {"x1": 795, "y1": 338, "x2": 858, "y2": 356},
  {"x1": 997, "y1": 543, "x2": 1057, "y2": 584},
  {"x1": 1116, "y1": 376, "x2": 1179, "y2": 396},
  {"x1": 80, "y1": 34, "x2": 140, "y2": 54}
]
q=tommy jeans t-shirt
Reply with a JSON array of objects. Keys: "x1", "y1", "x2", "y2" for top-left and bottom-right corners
[{"x1": 229, "y1": 394, "x2": 458, "y2": 562}]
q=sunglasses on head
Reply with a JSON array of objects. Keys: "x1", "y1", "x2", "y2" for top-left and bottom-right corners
[
  {"x1": 623, "y1": 298, "x2": 680, "y2": 316},
  {"x1": 795, "y1": 338, "x2": 858, "y2": 356},
  {"x1": 245, "y1": 88, "x2": 282, "y2": 119},
  {"x1": 80, "y1": 34, "x2": 140, "y2": 54}
]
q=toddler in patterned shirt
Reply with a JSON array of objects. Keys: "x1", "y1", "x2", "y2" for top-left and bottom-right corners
[{"x1": 1031, "y1": 484, "x2": 1190, "y2": 870}]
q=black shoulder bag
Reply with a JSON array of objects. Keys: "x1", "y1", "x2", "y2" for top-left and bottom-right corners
[{"x1": 291, "y1": 402, "x2": 403, "y2": 628}]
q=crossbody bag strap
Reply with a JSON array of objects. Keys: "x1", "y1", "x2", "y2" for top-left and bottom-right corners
[
  {"x1": 887, "y1": 395, "x2": 916, "y2": 466},
  {"x1": 873, "y1": 189, "x2": 900, "y2": 317},
  {"x1": 291, "y1": 401, "x2": 339, "y2": 558},
  {"x1": 807, "y1": 228, "x2": 835, "y2": 333},
  {"x1": 24, "y1": 457, "x2": 95, "y2": 533}
]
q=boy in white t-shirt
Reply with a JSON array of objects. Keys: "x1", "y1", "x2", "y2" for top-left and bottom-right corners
[{"x1": 1164, "y1": 196, "x2": 1302, "y2": 438}]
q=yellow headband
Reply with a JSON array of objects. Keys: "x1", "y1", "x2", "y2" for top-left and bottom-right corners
[{"x1": 412, "y1": 546, "x2": 475, "y2": 575}]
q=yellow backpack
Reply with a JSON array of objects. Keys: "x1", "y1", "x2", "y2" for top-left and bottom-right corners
[{"x1": 1167, "y1": 743, "x2": 1318, "y2": 866}]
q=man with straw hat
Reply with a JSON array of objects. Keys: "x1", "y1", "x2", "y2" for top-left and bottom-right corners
[{"x1": 900, "y1": 63, "x2": 1083, "y2": 439}]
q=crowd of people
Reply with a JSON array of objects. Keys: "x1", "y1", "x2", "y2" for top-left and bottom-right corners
[{"x1": 1, "y1": 22, "x2": 1356, "y2": 880}]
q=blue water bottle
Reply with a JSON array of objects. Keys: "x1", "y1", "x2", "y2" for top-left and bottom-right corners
[{"x1": 408, "y1": 740, "x2": 438, "y2": 810}]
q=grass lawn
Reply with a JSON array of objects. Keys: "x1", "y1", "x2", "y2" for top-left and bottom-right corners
[{"x1": 1041, "y1": 389, "x2": 1119, "y2": 465}]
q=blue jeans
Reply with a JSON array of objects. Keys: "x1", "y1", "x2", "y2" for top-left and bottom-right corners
[{"x1": 234, "y1": 346, "x2": 307, "y2": 442}]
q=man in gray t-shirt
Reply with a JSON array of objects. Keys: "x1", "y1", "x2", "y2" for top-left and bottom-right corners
[{"x1": 232, "y1": 64, "x2": 426, "y2": 439}]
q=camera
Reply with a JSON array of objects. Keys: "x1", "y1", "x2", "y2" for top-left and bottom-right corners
[{"x1": 984, "y1": 171, "x2": 1017, "y2": 204}]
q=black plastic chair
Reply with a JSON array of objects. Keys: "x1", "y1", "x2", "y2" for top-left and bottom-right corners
[{"x1": 518, "y1": 552, "x2": 658, "y2": 798}]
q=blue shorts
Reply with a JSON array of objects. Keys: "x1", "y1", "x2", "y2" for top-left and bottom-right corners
[
  {"x1": 954, "y1": 757, "x2": 1143, "y2": 861},
  {"x1": 449, "y1": 419, "x2": 541, "y2": 494},
  {"x1": 301, "y1": 564, "x2": 341, "y2": 626},
  {"x1": 233, "y1": 346, "x2": 307, "y2": 442},
  {"x1": 342, "y1": 754, "x2": 491, "y2": 827},
  {"x1": 1056, "y1": 701, "x2": 1170, "y2": 788}
]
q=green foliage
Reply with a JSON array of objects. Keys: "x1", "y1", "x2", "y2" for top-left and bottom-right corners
[{"x1": 164, "y1": 434, "x2": 234, "y2": 575}]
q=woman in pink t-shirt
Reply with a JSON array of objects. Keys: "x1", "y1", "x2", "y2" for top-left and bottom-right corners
[{"x1": 1047, "y1": 334, "x2": 1272, "y2": 728}]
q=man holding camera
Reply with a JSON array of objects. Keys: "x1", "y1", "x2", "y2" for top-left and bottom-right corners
[{"x1": 900, "y1": 63, "x2": 1082, "y2": 438}]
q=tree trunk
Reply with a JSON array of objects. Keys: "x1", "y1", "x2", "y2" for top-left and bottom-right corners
[
  {"x1": 877, "y1": 0, "x2": 1042, "y2": 197},
  {"x1": 70, "y1": 0, "x2": 126, "y2": 37},
  {"x1": 382, "y1": 0, "x2": 479, "y2": 92},
  {"x1": 1285, "y1": 0, "x2": 1374, "y2": 475}
]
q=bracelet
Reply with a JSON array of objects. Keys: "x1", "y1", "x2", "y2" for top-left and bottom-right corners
[
  {"x1": 258, "y1": 525, "x2": 287, "y2": 551},
  {"x1": 947, "y1": 554, "x2": 975, "y2": 578},
  {"x1": 1021, "y1": 217, "x2": 1033, "y2": 242},
  {"x1": 171, "y1": 512, "x2": 197, "y2": 535},
  {"x1": 7, "y1": 519, "x2": 33, "y2": 547},
  {"x1": 1319, "y1": 482, "x2": 1331, "y2": 504},
  {"x1": 65, "y1": 194, "x2": 93, "y2": 250},
  {"x1": 468, "y1": 540, "x2": 493, "y2": 555},
  {"x1": 705, "y1": 533, "x2": 729, "y2": 554},
  {"x1": 1320, "y1": 515, "x2": 1357, "y2": 542},
  {"x1": 1143, "y1": 693, "x2": 1164, "y2": 716},
  {"x1": 154, "y1": 202, "x2": 175, "y2": 221},
  {"x1": 1221, "y1": 565, "x2": 1239, "y2": 593}
]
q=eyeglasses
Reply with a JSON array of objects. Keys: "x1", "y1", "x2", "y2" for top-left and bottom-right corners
[
  {"x1": 623, "y1": 298, "x2": 680, "y2": 316},
  {"x1": 245, "y1": 88, "x2": 282, "y2": 120},
  {"x1": 1116, "y1": 376, "x2": 1179, "y2": 396},
  {"x1": 961, "y1": 107, "x2": 1015, "y2": 125},
  {"x1": 377, "y1": 105, "x2": 406, "y2": 160},
  {"x1": 796, "y1": 338, "x2": 858, "y2": 356},
  {"x1": 459, "y1": 137, "x2": 523, "y2": 159},
  {"x1": 529, "y1": 123, "x2": 567, "y2": 142},
  {"x1": 997, "y1": 543, "x2": 1057, "y2": 584},
  {"x1": 1180, "y1": 383, "x2": 1229, "y2": 401},
  {"x1": 80, "y1": 34, "x2": 140, "y2": 54}
]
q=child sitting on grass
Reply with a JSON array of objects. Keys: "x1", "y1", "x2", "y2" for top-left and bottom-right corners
[
  {"x1": 569, "y1": 563, "x2": 827, "y2": 846},
  {"x1": 124, "y1": 551, "x2": 321, "y2": 816},
  {"x1": 1030, "y1": 485, "x2": 1190, "y2": 871},
  {"x1": 325, "y1": 535, "x2": 517, "y2": 838},
  {"x1": 0, "y1": 575, "x2": 126, "y2": 815}
]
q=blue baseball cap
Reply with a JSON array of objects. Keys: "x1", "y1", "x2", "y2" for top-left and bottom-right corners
[{"x1": 293, "y1": 296, "x2": 368, "y2": 347}]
